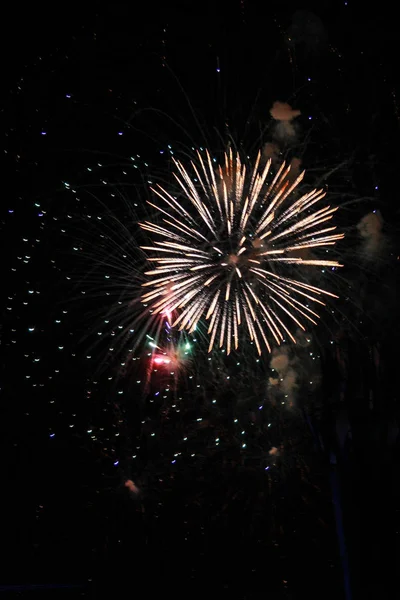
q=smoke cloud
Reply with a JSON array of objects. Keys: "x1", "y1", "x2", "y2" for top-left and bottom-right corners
[
  {"x1": 268, "y1": 331, "x2": 322, "y2": 408},
  {"x1": 270, "y1": 101, "x2": 301, "y2": 140},
  {"x1": 268, "y1": 346, "x2": 298, "y2": 407},
  {"x1": 124, "y1": 479, "x2": 140, "y2": 495},
  {"x1": 357, "y1": 211, "x2": 385, "y2": 258}
]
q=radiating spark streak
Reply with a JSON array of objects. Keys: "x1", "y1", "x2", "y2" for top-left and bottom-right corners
[
  {"x1": 150, "y1": 258, "x2": 201, "y2": 265},
  {"x1": 249, "y1": 150, "x2": 262, "y2": 193},
  {"x1": 242, "y1": 305, "x2": 254, "y2": 341},
  {"x1": 280, "y1": 225, "x2": 338, "y2": 244},
  {"x1": 257, "y1": 301, "x2": 282, "y2": 345},
  {"x1": 252, "y1": 157, "x2": 271, "y2": 199},
  {"x1": 257, "y1": 249, "x2": 285, "y2": 256},
  {"x1": 140, "y1": 149, "x2": 343, "y2": 353},
  {"x1": 248, "y1": 267, "x2": 325, "y2": 309},
  {"x1": 140, "y1": 246, "x2": 194, "y2": 255},
  {"x1": 170, "y1": 275, "x2": 205, "y2": 291},
  {"x1": 239, "y1": 197, "x2": 249, "y2": 233},
  {"x1": 293, "y1": 259, "x2": 343, "y2": 267},
  {"x1": 208, "y1": 319, "x2": 219, "y2": 352},
  {"x1": 162, "y1": 218, "x2": 209, "y2": 243},
  {"x1": 265, "y1": 161, "x2": 287, "y2": 199},
  {"x1": 243, "y1": 306, "x2": 261, "y2": 354},
  {"x1": 291, "y1": 231, "x2": 345, "y2": 245},
  {"x1": 242, "y1": 288, "x2": 256, "y2": 321},
  {"x1": 246, "y1": 159, "x2": 271, "y2": 220},
  {"x1": 160, "y1": 174, "x2": 217, "y2": 236},
  {"x1": 141, "y1": 289, "x2": 167, "y2": 303},
  {"x1": 154, "y1": 290, "x2": 196, "y2": 315},
  {"x1": 204, "y1": 274, "x2": 219, "y2": 286},
  {"x1": 233, "y1": 309, "x2": 239, "y2": 349},
  {"x1": 219, "y1": 305, "x2": 227, "y2": 348},
  {"x1": 269, "y1": 307, "x2": 297, "y2": 344},
  {"x1": 208, "y1": 304, "x2": 220, "y2": 334},
  {"x1": 268, "y1": 207, "x2": 338, "y2": 243},
  {"x1": 151, "y1": 186, "x2": 193, "y2": 223},
  {"x1": 155, "y1": 240, "x2": 208, "y2": 253},
  {"x1": 255, "y1": 211, "x2": 275, "y2": 236},
  {"x1": 236, "y1": 162, "x2": 246, "y2": 206},
  {"x1": 188, "y1": 296, "x2": 208, "y2": 333},
  {"x1": 263, "y1": 278, "x2": 321, "y2": 320},
  {"x1": 264, "y1": 310, "x2": 285, "y2": 344},
  {"x1": 254, "y1": 317, "x2": 272, "y2": 353},
  {"x1": 145, "y1": 204, "x2": 208, "y2": 246},
  {"x1": 206, "y1": 290, "x2": 221, "y2": 320},
  {"x1": 268, "y1": 189, "x2": 323, "y2": 231},
  {"x1": 173, "y1": 301, "x2": 198, "y2": 329},
  {"x1": 254, "y1": 268, "x2": 341, "y2": 299},
  {"x1": 269, "y1": 296, "x2": 306, "y2": 330},
  {"x1": 285, "y1": 236, "x2": 344, "y2": 250},
  {"x1": 222, "y1": 179, "x2": 229, "y2": 222},
  {"x1": 175, "y1": 296, "x2": 205, "y2": 330},
  {"x1": 262, "y1": 257, "x2": 302, "y2": 263},
  {"x1": 143, "y1": 266, "x2": 195, "y2": 276},
  {"x1": 144, "y1": 258, "x2": 200, "y2": 269},
  {"x1": 235, "y1": 291, "x2": 241, "y2": 325},
  {"x1": 140, "y1": 223, "x2": 185, "y2": 243},
  {"x1": 278, "y1": 170, "x2": 306, "y2": 205},
  {"x1": 190, "y1": 264, "x2": 214, "y2": 271},
  {"x1": 193, "y1": 157, "x2": 223, "y2": 220},
  {"x1": 267, "y1": 284, "x2": 319, "y2": 325},
  {"x1": 244, "y1": 282, "x2": 260, "y2": 305},
  {"x1": 227, "y1": 308, "x2": 232, "y2": 355},
  {"x1": 265, "y1": 258, "x2": 342, "y2": 268},
  {"x1": 177, "y1": 288, "x2": 200, "y2": 309},
  {"x1": 151, "y1": 281, "x2": 202, "y2": 313},
  {"x1": 277, "y1": 282, "x2": 325, "y2": 306},
  {"x1": 141, "y1": 273, "x2": 188, "y2": 288}
]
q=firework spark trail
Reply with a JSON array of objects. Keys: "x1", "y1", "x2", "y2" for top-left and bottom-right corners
[{"x1": 140, "y1": 150, "x2": 344, "y2": 354}]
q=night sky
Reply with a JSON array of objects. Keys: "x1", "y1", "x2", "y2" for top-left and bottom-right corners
[{"x1": 2, "y1": 3, "x2": 400, "y2": 599}]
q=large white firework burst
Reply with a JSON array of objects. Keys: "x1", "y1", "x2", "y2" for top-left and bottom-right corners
[{"x1": 140, "y1": 149, "x2": 343, "y2": 355}]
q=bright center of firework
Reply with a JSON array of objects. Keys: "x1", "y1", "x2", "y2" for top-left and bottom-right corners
[
  {"x1": 140, "y1": 149, "x2": 344, "y2": 355},
  {"x1": 222, "y1": 237, "x2": 265, "y2": 276}
]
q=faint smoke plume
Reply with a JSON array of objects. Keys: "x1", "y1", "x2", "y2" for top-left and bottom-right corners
[
  {"x1": 270, "y1": 101, "x2": 301, "y2": 122},
  {"x1": 270, "y1": 351, "x2": 289, "y2": 373},
  {"x1": 268, "y1": 346, "x2": 298, "y2": 407},
  {"x1": 289, "y1": 157, "x2": 302, "y2": 179},
  {"x1": 270, "y1": 101, "x2": 301, "y2": 140},
  {"x1": 282, "y1": 369, "x2": 297, "y2": 397},
  {"x1": 262, "y1": 142, "x2": 280, "y2": 164},
  {"x1": 286, "y1": 10, "x2": 328, "y2": 56},
  {"x1": 268, "y1": 330, "x2": 321, "y2": 408},
  {"x1": 125, "y1": 479, "x2": 140, "y2": 495},
  {"x1": 357, "y1": 211, "x2": 384, "y2": 258}
]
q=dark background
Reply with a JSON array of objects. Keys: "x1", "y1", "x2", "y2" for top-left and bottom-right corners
[{"x1": 1, "y1": 2, "x2": 400, "y2": 598}]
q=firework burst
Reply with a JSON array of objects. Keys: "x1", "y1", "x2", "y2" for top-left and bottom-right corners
[{"x1": 140, "y1": 149, "x2": 343, "y2": 355}]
